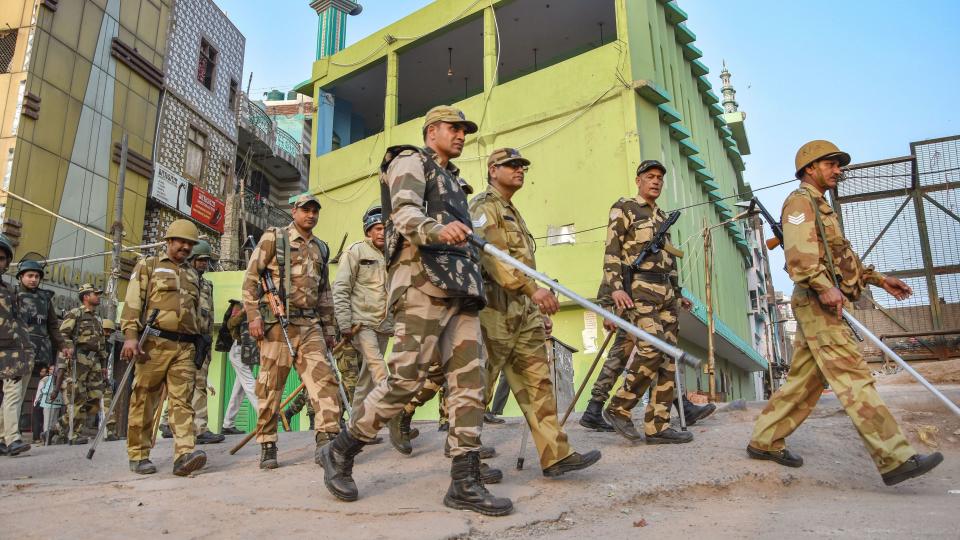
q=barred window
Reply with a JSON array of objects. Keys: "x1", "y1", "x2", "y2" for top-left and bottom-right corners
[
  {"x1": 197, "y1": 38, "x2": 217, "y2": 90},
  {"x1": 184, "y1": 126, "x2": 207, "y2": 181},
  {"x1": 0, "y1": 31, "x2": 16, "y2": 73}
]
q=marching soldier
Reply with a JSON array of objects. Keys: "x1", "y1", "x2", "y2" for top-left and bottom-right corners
[
  {"x1": 598, "y1": 160, "x2": 696, "y2": 444},
  {"x1": 242, "y1": 193, "x2": 339, "y2": 470},
  {"x1": 121, "y1": 219, "x2": 207, "y2": 476},
  {"x1": 52, "y1": 283, "x2": 106, "y2": 445},
  {"x1": 469, "y1": 147, "x2": 601, "y2": 476},
  {"x1": 747, "y1": 140, "x2": 943, "y2": 486},
  {"x1": 16, "y1": 260, "x2": 69, "y2": 370},
  {"x1": 320, "y1": 106, "x2": 513, "y2": 516},
  {"x1": 0, "y1": 235, "x2": 36, "y2": 457},
  {"x1": 159, "y1": 240, "x2": 224, "y2": 444}
]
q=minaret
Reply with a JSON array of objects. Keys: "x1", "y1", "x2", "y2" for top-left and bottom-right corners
[
  {"x1": 310, "y1": 0, "x2": 363, "y2": 59},
  {"x1": 720, "y1": 61, "x2": 739, "y2": 114}
]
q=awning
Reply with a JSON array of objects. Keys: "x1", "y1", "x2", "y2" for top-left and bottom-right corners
[{"x1": 678, "y1": 291, "x2": 768, "y2": 372}]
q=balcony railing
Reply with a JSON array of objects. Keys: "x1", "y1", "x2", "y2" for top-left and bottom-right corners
[
  {"x1": 238, "y1": 93, "x2": 307, "y2": 175},
  {"x1": 243, "y1": 189, "x2": 291, "y2": 231}
]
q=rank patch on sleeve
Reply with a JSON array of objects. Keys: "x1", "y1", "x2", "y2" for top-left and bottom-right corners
[
  {"x1": 787, "y1": 212, "x2": 806, "y2": 225},
  {"x1": 472, "y1": 214, "x2": 487, "y2": 228}
]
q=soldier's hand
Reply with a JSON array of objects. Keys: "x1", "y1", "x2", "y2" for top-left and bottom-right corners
[
  {"x1": 881, "y1": 277, "x2": 913, "y2": 301},
  {"x1": 62, "y1": 347, "x2": 74, "y2": 358},
  {"x1": 611, "y1": 290, "x2": 634, "y2": 311},
  {"x1": 325, "y1": 336, "x2": 336, "y2": 351},
  {"x1": 542, "y1": 316, "x2": 553, "y2": 336},
  {"x1": 603, "y1": 318, "x2": 617, "y2": 332},
  {"x1": 437, "y1": 222, "x2": 472, "y2": 246},
  {"x1": 817, "y1": 287, "x2": 846, "y2": 320},
  {"x1": 532, "y1": 287, "x2": 560, "y2": 315},
  {"x1": 340, "y1": 327, "x2": 354, "y2": 341},
  {"x1": 249, "y1": 317, "x2": 265, "y2": 340},
  {"x1": 679, "y1": 298, "x2": 693, "y2": 311},
  {"x1": 121, "y1": 339, "x2": 144, "y2": 362}
]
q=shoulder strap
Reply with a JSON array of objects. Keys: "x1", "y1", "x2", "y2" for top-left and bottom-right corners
[
  {"x1": 268, "y1": 227, "x2": 291, "y2": 314},
  {"x1": 805, "y1": 191, "x2": 841, "y2": 288}
]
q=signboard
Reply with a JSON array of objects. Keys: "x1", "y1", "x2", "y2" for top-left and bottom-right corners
[{"x1": 151, "y1": 164, "x2": 226, "y2": 233}]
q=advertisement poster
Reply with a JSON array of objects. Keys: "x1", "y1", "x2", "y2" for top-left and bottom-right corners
[{"x1": 151, "y1": 164, "x2": 225, "y2": 233}]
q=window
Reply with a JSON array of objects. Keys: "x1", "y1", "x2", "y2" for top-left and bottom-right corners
[
  {"x1": 184, "y1": 126, "x2": 207, "y2": 181},
  {"x1": 0, "y1": 31, "x2": 16, "y2": 73},
  {"x1": 546, "y1": 224, "x2": 576, "y2": 246},
  {"x1": 197, "y1": 38, "x2": 218, "y2": 90},
  {"x1": 229, "y1": 79, "x2": 239, "y2": 111}
]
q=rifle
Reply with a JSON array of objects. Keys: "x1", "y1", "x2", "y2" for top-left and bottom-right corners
[
  {"x1": 88, "y1": 309, "x2": 160, "y2": 459},
  {"x1": 261, "y1": 272, "x2": 296, "y2": 360},
  {"x1": 624, "y1": 210, "x2": 681, "y2": 288}
]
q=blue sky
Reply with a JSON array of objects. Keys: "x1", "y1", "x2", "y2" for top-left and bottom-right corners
[{"x1": 215, "y1": 0, "x2": 960, "y2": 293}]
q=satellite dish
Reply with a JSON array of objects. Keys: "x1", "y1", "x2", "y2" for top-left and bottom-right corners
[{"x1": 349, "y1": 3, "x2": 363, "y2": 16}]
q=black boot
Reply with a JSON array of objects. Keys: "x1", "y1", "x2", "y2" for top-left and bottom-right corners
[
  {"x1": 579, "y1": 400, "x2": 614, "y2": 432},
  {"x1": 881, "y1": 453, "x2": 944, "y2": 486},
  {"x1": 479, "y1": 462, "x2": 503, "y2": 484},
  {"x1": 602, "y1": 408, "x2": 643, "y2": 441},
  {"x1": 443, "y1": 452, "x2": 513, "y2": 516},
  {"x1": 260, "y1": 442, "x2": 278, "y2": 470},
  {"x1": 159, "y1": 424, "x2": 173, "y2": 439},
  {"x1": 173, "y1": 450, "x2": 207, "y2": 476},
  {"x1": 543, "y1": 450, "x2": 602, "y2": 477},
  {"x1": 314, "y1": 432, "x2": 334, "y2": 465},
  {"x1": 389, "y1": 412, "x2": 413, "y2": 455},
  {"x1": 674, "y1": 396, "x2": 716, "y2": 426},
  {"x1": 320, "y1": 430, "x2": 366, "y2": 501},
  {"x1": 6, "y1": 440, "x2": 31, "y2": 456}
]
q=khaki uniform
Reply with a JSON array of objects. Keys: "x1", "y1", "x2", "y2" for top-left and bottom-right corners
[
  {"x1": 332, "y1": 239, "x2": 391, "y2": 408},
  {"x1": 58, "y1": 307, "x2": 106, "y2": 440},
  {"x1": 469, "y1": 185, "x2": 573, "y2": 468},
  {"x1": 242, "y1": 223, "x2": 339, "y2": 443},
  {"x1": 0, "y1": 280, "x2": 34, "y2": 445},
  {"x1": 750, "y1": 184, "x2": 916, "y2": 474},
  {"x1": 348, "y1": 146, "x2": 486, "y2": 457},
  {"x1": 160, "y1": 277, "x2": 214, "y2": 432},
  {"x1": 601, "y1": 197, "x2": 681, "y2": 436},
  {"x1": 121, "y1": 254, "x2": 202, "y2": 461}
]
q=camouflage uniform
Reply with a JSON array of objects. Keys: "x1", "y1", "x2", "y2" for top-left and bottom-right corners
[
  {"x1": 749, "y1": 184, "x2": 917, "y2": 474},
  {"x1": 242, "y1": 221, "x2": 339, "y2": 443},
  {"x1": 589, "y1": 330, "x2": 630, "y2": 401},
  {"x1": 160, "y1": 276, "x2": 214, "y2": 433},
  {"x1": 58, "y1": 306, "x2": 106, "y2": 441},
  {"x1": 99, "y1": 330, "x2": 123, "y2": 438},
  {"x1": 601, "y1": 197, "x2": 682, "y2": 436},
  {"x1": 121, "y1": 254, "x2": 202, "y2": 461},
  {"x1": 0, "y1": 279, "x2": 35, "y2": 446},
  {"x1": 347, "y1": 145, "x2": 486, "y2": 457},
  {"x1": 332, "y1": 238, "x2": 392, "y2": 408},
  {"x1": 469, "y1": 183, "x2": 573, "y2": 469},
  {"x1": 17, "y1": 285, "x2": 65, "y2": 368}
]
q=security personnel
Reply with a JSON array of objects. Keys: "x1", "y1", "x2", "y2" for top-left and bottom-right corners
[
  {"x1": 332, "y1": 205, "x2": 391, "y2": 411},
  {"x1": 599, "y1": 160, "x2": 695, "y2": 444},
  {"x1": 242, "y1": 193, "x2": 339, "y2": 470},
  {"x1": 469, "y1": 147, "x2": 601, "y2": 476},
  {"x1": 159, "y1": 240, "x2": 224, "y2": 444},
  {"x1": 0, "y1": 234, "x2": 35, "y2": 457},
  {"x1": 320, "y1": 106, "x2": 512, "y2": 516},
  {"x1": 53, "y1": 283, "x2": 106, "y2": 445},
  {"x1": 747, "y1": 140, "x2": 943, "y2": 486},
  {"x1": 99, "y1": 319, "x2": 122, "y2": 441},
  {"x1": 121, "y1": 219, "x2": 207, "y2": 476},
  {"x1": 16, "y1": 260, "x2": 69, "y2": 370}
]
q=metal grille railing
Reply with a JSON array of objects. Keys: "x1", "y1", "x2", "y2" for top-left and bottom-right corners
[
  {"x1": 243, "y1": 189, "x2": 290, "y2": 231},
  {"x1": 275, "y1": 127, "x2": 301, "y2": 156},
  {"x1": 834, "y1": 135, "x2": 960, "y2": 363},
  {"x1": 0, "y1": 31, "x2": 16, "y2": 73}
]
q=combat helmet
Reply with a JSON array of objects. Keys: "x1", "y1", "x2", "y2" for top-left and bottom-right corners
[
  {"x1": 794, "y1": 140, "x2": 851, "y2": 179},
  {"x1": 189, "y1": 239, "x2": 213, "y2": 260},
  {"x1": 16, "y1": 259, "x2": 45, "y2": 279},
  {"x1": 164, "y1": 219, "x2": 199, "y2": 243},
  {"x1": 363, "y1": 205, "x2": 383, "y2": 232}
]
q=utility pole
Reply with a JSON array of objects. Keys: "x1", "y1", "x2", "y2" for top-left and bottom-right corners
[
  {"x1": 105, "y1": 133, "x2": 128, "y2": 323},
  {"x1": 703, "y1": 220, "x2": 716, "y2": 402}
]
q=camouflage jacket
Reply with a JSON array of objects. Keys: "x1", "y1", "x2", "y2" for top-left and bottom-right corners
[
  {"x1": 198, "y1": 276, "x2": 214, "y2": 334},
  {"x1": 120, "y1": 253, "x2": 202, "y2": 340},
  {"x1": 332, "y1": 239, "x2": 392, "y2": 334},
  {"x1": 242, "y1": 222, "x2": 336, "y2": 338},
  {"x1": 783, "y1": 183, "x2": 884, "y2": 300},
  {"x1": 227, "y1": 310, "x2": 260, "y2": 366},
  {"x1": 379, "y1": 145, "x2": 484, "y2": 308},
  {"x1": 0, "y1": 279, "x2": 34, "y2": 379},
  {"x1": 598, "y1": 197, "x2": 681, "y2": 305},
  {"x1": 17, "y1": 285, "x2": 66, "y2": 364},
  {"x1": 58, "y1": 306, "x2": 104, "y2": 369},
  {"x1": 469, "y1": 185, "x2": 539, "y2": 306}
]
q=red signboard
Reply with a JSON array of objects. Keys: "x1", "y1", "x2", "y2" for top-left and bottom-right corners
[
  {"x1": 151, "y1": 164, "x2": 226, "y2": 233},
  {"x1": 190, "y1": 186, "x2": 226, "y2": 233}
]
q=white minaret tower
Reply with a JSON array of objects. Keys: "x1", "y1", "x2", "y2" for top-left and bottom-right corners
[{"x1": 720, "y1": 60, "x2": 739, "y2": 114}]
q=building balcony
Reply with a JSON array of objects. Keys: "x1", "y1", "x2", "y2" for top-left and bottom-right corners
[
  {"x1": 242, "y1": 189, "x2": 292, "y2": 233},
  {"x1": 237, "y1": 93, "x2": 308, "y2": 193}
]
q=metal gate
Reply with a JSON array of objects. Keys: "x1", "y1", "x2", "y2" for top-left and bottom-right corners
[{"x1": 833, "y1": 135, "x2": 960, "y2": 363}]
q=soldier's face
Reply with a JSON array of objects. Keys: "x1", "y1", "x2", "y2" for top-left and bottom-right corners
[
  {"x1": 806, "y1": 159, "x2": 842, "y2": 191},
  {"x1": 19, "y1": 270, "x2": 41, "y2": 289},
  {"x1": 428, "y1": 122, "x2": 466, "y2": 159},
  {"x1": 85, "y1": 292, "x2": 101, "y2": 306},
  {"x1": 293, "y1": 203, "x2": 320, "y2": 231},
  {"x1": 0, "y1": 252, "x2": 8, "y2": 272},
  {"x1": 636, "y1": 170, "x2": 665, "y2": 202},
  {"x1": 489, "y1": 161, "x2": 527, "y2": 192},
  {"x1": 193, "y1": 258, "x2": 209, "y2": 273},
  {"x1": 366, "y1": 223, "x2": 385, "y2": 249},
  {"x1": 167, "y1": 238, "x2": 195, "y2": 264}
]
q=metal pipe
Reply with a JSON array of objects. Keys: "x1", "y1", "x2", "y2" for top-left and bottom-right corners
[{"x1": 843, "y1": 310, "x2": 960, "y2": 417}]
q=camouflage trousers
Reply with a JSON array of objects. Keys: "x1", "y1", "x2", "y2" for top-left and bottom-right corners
[
  {"x1": 401, "y1": 359, "x2": 448, "y2": 422},
  {"x1": 100, "y1": 380, "x2": 118, "y2": 437},
  {"x1": 59, "y1": 352, "x2": 105, "y2": 441},
  {"x1": 160, "y1": 356, "x2": 210, "y2": 433},
  {"x1": 286, "y1": 388, "x2": 316, "y2": 417},
  {"x1": 480, "y1": 301, "x2": 573, "y2": 469},
  {"x1": 126, "y1": 338, "x2": 196, "y2": 461},
  {"x1": 590, "y1": 330, "x2": 631, "y2": 402},
  {"x1": 349, "y1": 286, "x2": 485, "y2": 456},
  {"x1": 750, "y1": 290, "x2": 916, "y2": 474},
  {"x1": 607, "y1": 292, "x2": 679, "y2": 436},
  {"x1": 256, "y1": 322, "x2": 340, "y2": 443}
]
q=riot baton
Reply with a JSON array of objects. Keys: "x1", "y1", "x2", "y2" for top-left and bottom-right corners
[
  {"x1": 326, "y1": 350, "x2": 353, "y2": 417},
  {"x1": 88, "y1": 309, "x2": 160, "y2": 459},
  {"x1": 229, "y1": 382, "x2": 306, "y2": 455},
  {"x1": 843, "y1": 311, "x2": 960, "y2": 417},
  {"x1": 468, "y1": 235, "x2": 701, "y2": 369}
]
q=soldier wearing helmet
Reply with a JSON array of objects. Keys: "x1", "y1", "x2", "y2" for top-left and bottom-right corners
[
  {"x1": 15, "y1": 260, "x2": 69, "y2": 371},
  {"x1": 159, "y1": 239, "x2": 224, "y2": 445},
  {"x1": 0, "y1": 235, "x2": 38, "y2": 457},
  {"x1": 120, "y1": 219, "x2": 207, "y2": 476},
  {"x1": 748, "y1": 140, "x2": 943, "y2": 486}
]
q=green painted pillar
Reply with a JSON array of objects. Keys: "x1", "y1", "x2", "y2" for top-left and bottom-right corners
[{"x1": 310, "y1": 0, "x2": 362, "y2": 59}]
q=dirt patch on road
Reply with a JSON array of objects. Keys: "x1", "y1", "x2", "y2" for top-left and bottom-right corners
[{"x1": 877, "y1": 358, "x2": 960, "y2": 385}]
